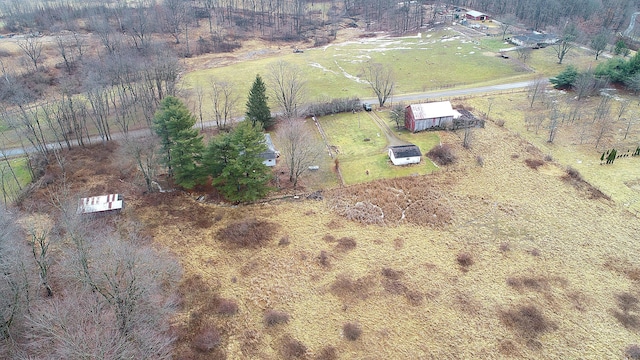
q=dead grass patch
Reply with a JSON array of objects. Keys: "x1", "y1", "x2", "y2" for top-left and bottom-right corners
[
  {"x1": 192, "y1": 325, "x2": 222, "y2": 353},
  {"x1": 216, "y1": 218, "x2": 278, "y2": 248}
]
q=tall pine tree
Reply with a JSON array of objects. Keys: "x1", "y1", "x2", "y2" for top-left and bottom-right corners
[
  {"x1": 245, "y1": 74, "x2": 273, "y2": 129},
  {"x1": 205, "y1": 121, "x2": 271, "y2": 203},
  {"x1": 153, "y1": 96, "x2": 204, "y2": 189}
]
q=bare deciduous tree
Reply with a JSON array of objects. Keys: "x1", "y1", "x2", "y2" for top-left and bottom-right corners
[
  {"x1": 268, "y1": 61, "x2": 306, "y2": 119},
  {"x1": 125, "y1": 136, "x2": 161, "y2": 193},
  {"x1": 277, "y1": 118, "x2": 324, "y2": 188},
  {"x1": 362, "y1": 62, "x2": 395, "y2": 107},
  {"x1": 527, "y1": 75, "x2": 548, "y2": 108},
  {"x1": 17, "y1": 36, "x2": 43, "y2": 72},
  {"x1": 209, "y1": 77, "x2": 237, "y2": 130}
]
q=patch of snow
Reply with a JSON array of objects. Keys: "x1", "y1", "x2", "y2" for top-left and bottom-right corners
[{"x1": 469, "y1": 51, "x2": 475, "y2": 54}]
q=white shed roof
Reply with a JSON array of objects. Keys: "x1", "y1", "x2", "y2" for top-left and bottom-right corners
[
  {"x1": 408, "y1": 101, "x2": 458, "y2": 120},
  {"x1": 77, "y1": 194, "x2": 123, "y2": 214}
]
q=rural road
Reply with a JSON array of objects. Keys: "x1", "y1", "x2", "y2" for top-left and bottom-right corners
[{"x1": 2, "y1": 80, "x2": 535, "y2": 158}]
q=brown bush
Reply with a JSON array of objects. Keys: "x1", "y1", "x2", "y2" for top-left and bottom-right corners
[
  {"x1": 626, "y1": 344, "x2": 640, "y2": 360},
  {"x1": 330, "y1": 274, "x2": 375, "y2": 301},
  {"x1": 217, "y1": 299, "x2": 239, "y2": 315},
  {"x1": 193, "y1": 326, "x2": 221, "y2": 352},
  {"x1": 426, "y1": 144, "x2": 457, "y2": 165},
  {"x1": 335, "y1": 237, "x2": 357, "y2": 251},
  {"x1": 499, "y1": 242, "x2": 510, "y2": 252},
  {"x1": 343, "y1": 322, "x2": 362, "y2": 340},
  {"x1": 524, "y1": 158, "x2": 545, "y2": 170},
  {"x1": 564, "y1": 166, "x2": 582, "y2": 181},
  {"x1": 264, "y1": 310, "x2": 290, "y2": 327},
  {"x1": 318, "y1": 250, "x2": 330, "y2": 267},
  {"x1": 216, "y1": 218, "x2": 278, "y2": 248},
  {"x1": 381, "y1": 267, "x2": 403, "y2": 280},
  {"x1": 456, "y1": 252, "x2": 474, "y2": 268},
  {"x1": 500, "y1": 305, "x2": 552, "y2": 338},
  {"x1": 315, "y1": 345, "x2": 338, "y2": 360},
  {"x1": 323, "y1": 234, "x2": 336, "y2": 242},
  {"x1": 281, "y1": 336, "x2": 307, "y2": 359},
  {"x1": 279, "y1": 235, "x2": 291, "y2": 246}
]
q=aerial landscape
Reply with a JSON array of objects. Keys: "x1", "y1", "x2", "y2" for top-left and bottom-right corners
[{"x1": 1, "y1": 0, "x2": 640, "y2": 359}]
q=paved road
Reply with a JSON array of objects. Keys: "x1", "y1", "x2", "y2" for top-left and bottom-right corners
[{"x1": 2, "y1": 80, "x2": 535, "y2": 158}]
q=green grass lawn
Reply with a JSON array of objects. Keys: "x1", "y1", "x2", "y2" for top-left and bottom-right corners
[
  {"x1": 0, "y1": 156, "x2": 30, "y2": 203},
  {"x1": 319, "y1": 111, "x2": 439, "y2": 184}
]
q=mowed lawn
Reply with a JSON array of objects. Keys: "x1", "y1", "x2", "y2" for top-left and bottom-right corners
[{"x1": 318, "y1": 112, "x2": 439, "y2": 184}]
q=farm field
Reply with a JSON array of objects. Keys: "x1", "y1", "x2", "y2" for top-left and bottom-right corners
[
  {"x1": 183, "y1": 26, "x2": 533, "y2": 116},
  {"x1": 128, "y1": 116, "x2": 640, "y2": 359}
]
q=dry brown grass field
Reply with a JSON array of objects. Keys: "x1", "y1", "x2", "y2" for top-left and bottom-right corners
[{"x1": 124, "y1": 117, "x2": 640, "y2": 359}]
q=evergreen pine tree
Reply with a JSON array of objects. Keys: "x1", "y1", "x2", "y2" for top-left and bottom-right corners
[
  {"x1": 152, "y1": 96, "x2": 204, "y2": 188},
  {"x1": 245, "y1": 74, "x2": 273, "y2": 129},
  {"x1": 208, "y1": 121, "x2": 271, "y2": 203}
]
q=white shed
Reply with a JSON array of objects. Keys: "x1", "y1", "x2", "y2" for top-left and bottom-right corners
[{"x1": 389, "y1": 145, "x2": 421, "y2": 166}]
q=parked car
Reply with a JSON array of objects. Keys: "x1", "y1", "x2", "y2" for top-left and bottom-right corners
[{"x1": 363, "y1": 103, "x2": 372, "y2": 111}]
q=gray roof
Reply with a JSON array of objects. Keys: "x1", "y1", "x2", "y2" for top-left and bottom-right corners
[
  {"x1": 390, "y1": 145, "x2": 421, "y2": 158},
  {"x1": 260, "y1": 133, "x2": 278, "y2": 160}
]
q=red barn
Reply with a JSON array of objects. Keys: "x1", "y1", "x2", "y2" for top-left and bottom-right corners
[
  {"x1": 466, "y1": 10, "x2": 489, "y2": 21},
  {"x1": 405, "y1": 101, "x2": 460, "y2": 133}
]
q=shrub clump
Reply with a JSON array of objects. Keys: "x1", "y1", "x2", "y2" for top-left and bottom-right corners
[
  {"x1": 456, "y1": 252, "x2": 474, "y2": 268},
  {"x1": 343, "y1": 322, "x2": 362, "y2": 340},
  {"x1": 216, "y1": 218, "x2": 278, "y2": 248},
  {"x1": 316, "y1": 345, "x2": 338, "y2": 360},
  {"x1": 193, "y1": 326, "x2": 221, "y2": 352},
  {"x1": 281, "y1": 336, "x2": 307, "y2": 359},
  {"x1": 524, "y1": 158, "x2": 545, "y2": 170},
  {"x1": 217, "y1": 298, "x2": 239, "y2": 315},
  {"x1": 427, "y1": 144, "x2": 457, "y2": 165},
  {"x1": 318, "y1": 250, "x2": 331, "y2": 267},
  {"x1": 500, "y1": 305, "x2": 552, "y2": 338},
  {"x1": 626, "y1": 344, "x2": 640, "y2": 360},
  {"x1": 335, "y1": 237, "x2": 357, "y2": 251},
  {"x1": 264, "y1": 310, "x2": 290, "y2": 327}
]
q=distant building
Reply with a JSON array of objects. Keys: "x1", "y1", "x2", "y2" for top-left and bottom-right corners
[
  {"x1": 466, "y1": 10, "x2": 489, "y2": 21},
  {"x1": 509, "y1": 32, "x2": 559, "y2": 48},
  {"x1": 77, "y1": 194, "x2": 124, "y2": 214},
  {"x1": 388, "y1": 145, "x2": 421, "y2": 166},
  {"x1": 260, "y1": 133, "x2": 279, "y2": 167},
  {"x1": 405, "y1": 101, "x2": 461, "y2": 132}
]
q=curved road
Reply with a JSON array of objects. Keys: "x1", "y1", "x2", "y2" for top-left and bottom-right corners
[{"x1": 2, "y1": 80, "x2": 535, "y2": 158}]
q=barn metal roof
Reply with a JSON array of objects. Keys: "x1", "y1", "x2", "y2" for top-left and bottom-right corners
[
  {"x1": 466, "y1": 10, "x2": 486, "y2": 17},
  {"x1": 77, "y1": 194, "x2": 123, "y2": 214},
  {"x1": 408, "y1": 101, "x2": 457, "y2": 120}
]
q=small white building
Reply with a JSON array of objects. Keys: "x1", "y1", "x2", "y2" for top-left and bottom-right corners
[
  {"x1": 77, "y1": 194, "x2": 124, "y2": 214},
  {"x1": 388, "y1": 145, "x2": 421, "y2": 166},
  {"x1": 260, "y1": 133, "x2": 279, "y2": 167}
]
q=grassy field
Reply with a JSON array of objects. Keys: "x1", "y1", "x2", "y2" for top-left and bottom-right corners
[
  {"x1": 183, "y1": 27, "x2": 532, "y2": 116},
  {"x1": 130, "y1": 117, "x2": 640, "y2": 359},
  {"x1": 0, "y1": 157, "x2": 30, "y2": 203},
  {"x1": 464, "y1": 90, "x2": 640, "y2": 215}
]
